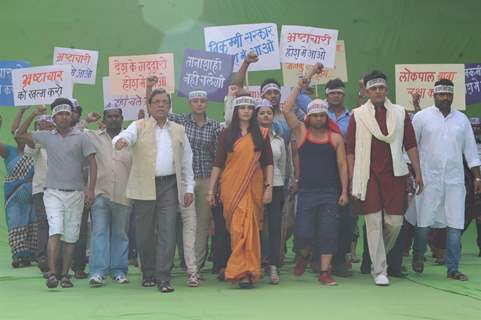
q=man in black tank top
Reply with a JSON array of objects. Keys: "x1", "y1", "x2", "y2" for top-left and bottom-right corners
[{"x1": 282, "y1": 64, "x2": 349, "y2": 286}]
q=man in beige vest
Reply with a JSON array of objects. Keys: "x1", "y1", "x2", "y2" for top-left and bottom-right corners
[
  {"x1": 345, "y1": 71, "x2": 423, "y2": 286},
  {"x1": 113, "y1": 88, "x2": 194, "y2": 293}
]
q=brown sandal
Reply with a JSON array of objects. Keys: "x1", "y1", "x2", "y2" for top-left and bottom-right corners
[{"x1": 448, "y1": 271, "x2": 468, "y2": 281}]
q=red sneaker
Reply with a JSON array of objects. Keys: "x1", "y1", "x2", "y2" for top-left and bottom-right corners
[
  {"x1": 319, "y1": 271, "x2": 337, "y2": 286},
  {"x1": 293, "y1": 254, "x2": 310, "y2": 277}
]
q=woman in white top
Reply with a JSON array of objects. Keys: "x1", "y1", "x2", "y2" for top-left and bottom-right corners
[{"x1": 256, "y1": 99, "x2": 287, "y2": 284}]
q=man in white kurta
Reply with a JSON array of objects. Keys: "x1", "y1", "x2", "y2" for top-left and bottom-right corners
[{"x1": 411, "y1": 80, "x2": 481, "y2": 281}]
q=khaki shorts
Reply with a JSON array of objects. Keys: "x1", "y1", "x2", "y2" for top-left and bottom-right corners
[{"x1": 43, "y1": 189, "x2": 84, "y2": 243}]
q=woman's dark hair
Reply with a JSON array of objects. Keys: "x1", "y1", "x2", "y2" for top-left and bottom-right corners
[{"x1": 225, "y1": 105, "x2": 265, "y2": 153}]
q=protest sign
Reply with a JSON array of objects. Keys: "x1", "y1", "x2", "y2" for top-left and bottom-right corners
[
  {"x1": 178, "y1": 48, "x2": 234, "y2": 102},
  {"x1": 204, "y1": 23, "x2": 280, "y2": 72},
  {"x1": 395, "y1": 64, "x2": 465, "y2": 110},
  {"x1": 109, "y1": 53, "x2": 175, "y2": 96},
  {"x1": 0, "y1": 60, "x2": 31, "y2": 106},
  {"x1": 53, "y1": 47, "x2": 98, "y2": 84},
  {"x1": 12, "y1": 64, "x2": 73, "y2": 106},
  {"x1": 280, "y1": 25, "x2": 338, "y2": 68}
]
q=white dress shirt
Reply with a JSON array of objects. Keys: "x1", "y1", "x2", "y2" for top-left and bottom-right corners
[
  {"x1": 112, "y1": 119, "x2": 195, "y2": 193},
  {"x1": 412, "y1": 106, "x2": 481, "y2": 229}
]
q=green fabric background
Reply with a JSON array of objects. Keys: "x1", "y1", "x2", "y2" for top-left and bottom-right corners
[{"x1": 1, "y1": 1, "x2": 481, "y2": 319}]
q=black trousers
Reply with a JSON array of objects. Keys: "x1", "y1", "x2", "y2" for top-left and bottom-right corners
[
  {"x1": 72, "y1": 206, "x2": 89, "y2": 272},
  {"x1": 212, "y1": 203, "x2": 231, "y2": 273},
  {"x1": 32, "y1": 193, "x2": 48, "y2": 260},
  {"x1": 262, "y1": 186, "x2": 284, "y2": 267}
]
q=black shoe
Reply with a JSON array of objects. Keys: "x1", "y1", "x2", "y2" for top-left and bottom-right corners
[
  {"x1": 238, "y1": 278, "x2": 254, "y2": 289},
  {"x1": 388, "y1": 270, "x2": 408, "y2": 278},
  {"x1": 46, "y1": 273, "x2": 59, "y2": 288},
  {"x1": 412, "y1": 255, "x2": 424, "y2": 273},
  {"x1": 332, "y1": 263, "x2": 353, "y2": 277},
  {"x1": 60, "y1": 274, "x2": 74, "y2": 288},
  {"x1": 74, "y1": 270, "x2": 88, "y2": 279},
  {"x1": 360, "y1": 260, "x2": 371, "y2": 274},
  {"x1": 157, "y1": 280, "x2": 175, "y2": 293}
]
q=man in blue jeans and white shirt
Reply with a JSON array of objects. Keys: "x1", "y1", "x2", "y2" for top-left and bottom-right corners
[
  {"x1": 85, "y1": 102, "x2": 132, "y2": 287},
  {"x1": 412, "y1": 79, "x2": 481, "y2": 281}
]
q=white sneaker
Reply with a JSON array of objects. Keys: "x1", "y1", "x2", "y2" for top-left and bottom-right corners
[
  {"x1": 89, "y1": 275, "x2": 105, "y2": 287},
  {"x1": 113, "y1": 274, "x2": 129, "y2": 284},
  {"x1": 374, "y1": 274, "x2": 390, "y2": 286},
  {"x1": 187, "y1": 273, "x2": 200, "y2": 287}
]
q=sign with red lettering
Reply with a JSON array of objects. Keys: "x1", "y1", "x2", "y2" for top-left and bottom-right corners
[
  {"x1": 395, "y1": 64, "x2": 465, "y2": 110},
  {"x1": 53, "y1": 47, "x2": 98, "y2": 85},
  {"x1": 280, "y1": 25, "x2": 338, "y2": 68},
  {"x1": 108, "y1": 53, "x2": 175, "y2": 96},
  {"x1": 12, "y1": 64, "x2": 73, "y2": 106}
]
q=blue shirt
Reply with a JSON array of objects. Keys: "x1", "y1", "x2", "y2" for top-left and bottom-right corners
[
  {"x1": 296, "y1": 92, "x2": 351, "y2": 138},
  {"x1": 327, "y1": 107, "x2": 351, "y2": 139}
]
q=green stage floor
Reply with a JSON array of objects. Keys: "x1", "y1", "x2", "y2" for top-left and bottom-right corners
[{"x1": 1, "y1": 219, "x2": 481, "y2": 320}]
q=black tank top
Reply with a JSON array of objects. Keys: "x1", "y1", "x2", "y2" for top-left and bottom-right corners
[{"x1": 298, "y1": 129, "x2": 340, "y2": 190}]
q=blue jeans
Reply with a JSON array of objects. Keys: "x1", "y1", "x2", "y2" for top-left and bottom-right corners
[
  {"x1": 90, "y1": 196, "x2": 130, "y2": 278},
  {"x1": 294, "y1": 187, "x2": 340, "y2": 254},
  {"x1": 414, "y1": 226, "x2": 462, "y2": 274}
]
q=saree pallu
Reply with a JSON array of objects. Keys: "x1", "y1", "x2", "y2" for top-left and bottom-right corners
[
  {"x1": 4, "y1": 148, "x2": 37, "y2": 260},
  {"x1": 221, "y1": 133, "x2": 264, "y2": 282}
]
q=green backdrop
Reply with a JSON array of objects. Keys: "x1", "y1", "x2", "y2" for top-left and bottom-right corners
[{"x1": 2, "y1": 0, "x2": 481, "y2": 226}]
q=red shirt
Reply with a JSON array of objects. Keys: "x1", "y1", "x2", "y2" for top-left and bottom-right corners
[{"x1": 345, "y1": 106, "x2": 417, "y2": 175}]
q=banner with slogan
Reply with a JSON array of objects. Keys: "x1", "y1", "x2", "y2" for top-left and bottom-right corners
[
  {"x1": 102, "y1": 76, "x2": 146, "y2": 121},
  {"x1": 0, "y1": 60, "x2": 31, "y2": 106},
  {"x1": 12, "y1": 64, "x2": 73, "y2": 107},
  {"x1": 204, "y1": 23, "x2": 280, "y2": 72},
  {"x1": 280, "y1": 25, "x2": 338, "y2": 68},
  {"x1": 178, "y1": 48, "x2": 234, "y2": 102},
  {"x1": 465, "y1": 63, "x2": 481, "y2": 105},
  {"x1": 247, "y1": 86, "x2": 291, "y2": 106},
  {"x1": 108, "y1": 53, "x2": 175, "y2": 96},
  {"x1": 53, "y1": 47, "x2": 98, "y2": 85},
  {"x1": 395, "y1": 64, "x2": 465, "y2": 111},
  {"x1": 282, "y1": 40, "x2": 347, "y2": 87}
]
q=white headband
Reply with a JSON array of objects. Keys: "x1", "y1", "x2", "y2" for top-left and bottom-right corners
[
  {"x1": 470, "y1": 117, "x2": 481, "y2": 125},
  {"x1": 104, "y1": 100, "x2": 122, "y2": 111},
  {"x1": 233, "y1": 96, "x2": 257, "y2": 107},
  {"x1": 188, "y1": 90, "x2": 208, "y2": 100},
  {"x1": 325, "y1": 88, "x2": 345, "y2": 95},
  {"x1": 52, "y1": 104, "x2": 72, "y2": 116},
  {"x1": 35, "y1": 115, "x2": 54, "y2": 123},
  {"x1": 366, "y1": 78, "x2": 387, "y2": 90},
  {"x1": 69, "y1": 98, "x2": 80, "y2": 108},
  {"x1": 255, "y1": 98, "x2": 273, "y2": 110},
  {"x1": 433, "y1": 85, "x2": 454, "y2": 94},
  {"x1": 261, "y1": 82, "x2": 281, "y2": 96},
  {"x1": 307, "y1": 99, "x2": 329, "y2": 116}
]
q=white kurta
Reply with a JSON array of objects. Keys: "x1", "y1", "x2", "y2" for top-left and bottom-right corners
[{"x1": 412, "y1": 106, "x2": 481, "y2": 229}]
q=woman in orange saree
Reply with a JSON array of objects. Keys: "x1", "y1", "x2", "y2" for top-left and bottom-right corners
[{"x1": 208, "y1": 95, "x2": 273, "y2": 288}]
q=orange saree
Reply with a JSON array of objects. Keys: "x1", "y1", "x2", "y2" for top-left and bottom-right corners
[{"x1": 221, "y1": 133, "x2": 265, "y2": 283}]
